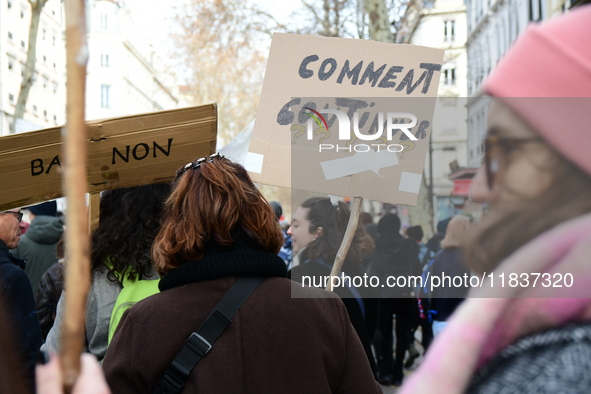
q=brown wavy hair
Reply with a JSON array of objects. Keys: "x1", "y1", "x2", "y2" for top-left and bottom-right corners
[{"x1": 153, "y1": 157, "x2": 283, "y2": 276}]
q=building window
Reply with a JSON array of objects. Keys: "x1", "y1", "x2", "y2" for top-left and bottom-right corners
[
  {"x1": 43, "y1": 110, "x2": 48, "y2": 119},
  {"x1": 444, "y1": 68, "x2": 456, "y2": 85},
  {"x1": 101, "y1": 54, "x2": 109, "y2": 67},
  {"x1": 43, "y1": 55, "x2": 47, "y2": 63},
  {"x1": 529, "y1": 0, "x2": 543, "y2": 21},
  {"x1": 53, "y1": 82, "x2": 58, "y2": 93},
  {"x1": 33, "y1": 105, "x2": 38, "y2": 113},
  {"x1": 53, "y1": 115, "x2": 57, "y2": 123},
  {"x1": 9, "y1": 94, "x2": 14, "y2": 103},
  {"x1": 21, "y1": 40, "x2": 26, "y2": 48},
  {"x1": 101, "y1": 14, "x2": 108, "y2": 30},
  {"x1": 53, "y1": 62, "x2": 56, "y2": 69},
  {"x1": 20, "y1": 4, "x2": 25, "y2": 18},
  {"x1": 7, "y1": 1, "x2": 12, "y2": 8},
  {"x1": 444, "y1": 20, "x2": 456, "y2": 41},
  {"x1": 52, "y1": 30, "x2": 57, "y2": 46},
  {"x1": 101, "y1": 84, "x2": 110, "y2": 108},
  {"x1": 8, "y1": 57, "x2": 14, "y2": 70},
  {"x1": 43, "y1": 77, "x2": 48, "y2": 87},
  {"x1": 8, "y1": 31, "x2": 13, "y2": 40}
]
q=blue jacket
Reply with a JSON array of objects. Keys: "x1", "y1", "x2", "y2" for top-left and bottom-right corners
[{"x1": 0, "y1": 239, "x2": 43, "y2": 392}]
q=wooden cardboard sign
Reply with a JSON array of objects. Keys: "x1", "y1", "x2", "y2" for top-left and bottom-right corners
[
  {"x1": 248, "y1": 33, "x2": 444, "y2": 205},
  {"x1": 0, "y1": 104, "x2": 217, "y2": 210}
]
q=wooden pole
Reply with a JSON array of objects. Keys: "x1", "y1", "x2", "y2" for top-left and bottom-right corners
[
  {"x1": 61, "y1": 0, "x2": 89, "y2": 391},
  {"x1": 88, "y1": 193, "x2": 100, "y2": 233},
  {"x1": 326, "y1": 196, "x2": 363, "y2": 292}
]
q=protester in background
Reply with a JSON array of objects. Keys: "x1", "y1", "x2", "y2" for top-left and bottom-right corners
[
  {"x1": 425, "y1": 217, "x2": 450, "y2": 254},
  {"x1": 369, "y1": 213, "x2": 420, "y2": 386},
  {"x1": 35, "y1": 236, "x2": 65, "y2": 340},
  {"x1": 12, "y1": 201, "x2": 63, "y2": 296},
  {"x1": 429, "y1": 215, "x2": 472, "y2": 336},
  {"x1": 401, "y1": 6, "x2": 591, "y2": 393},
  {"x1": 360, "y1": 211, "x2": 379, "y2": 243},
  {"x1": 103, "y1": 155, "x2": 381, "y2": 393},
  {"x1": 289, "y1": 197, "x2": 379, "y2": 378},
  {"x1": 0, "y1": 208, "x2": 43, "y2": 392},
  {"x1": 270, "y1": 201, "x2": 293, "y2": 269},
  {"x1": 405, "y1": 225, "x2": 434, "y2": 357},
  {"x1": 406, "y1": 225, "x2": 434, "y2": 269},
  {"x1": 44, "y1": 183, "x2": 170, "y2": 361}
]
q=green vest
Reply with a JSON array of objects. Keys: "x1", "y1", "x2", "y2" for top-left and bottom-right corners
[{"x1": 104, "y1": 260, "x2": 160, "y2": 344}]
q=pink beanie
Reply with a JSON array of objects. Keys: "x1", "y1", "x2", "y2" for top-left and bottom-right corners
[{"x1": 484, "y1": 5, "x2": 591, "y2": 176}]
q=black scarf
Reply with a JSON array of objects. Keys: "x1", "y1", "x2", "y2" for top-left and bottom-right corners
[{"x1": 159, "y1": 231, "x2": 287, "y2": 291}]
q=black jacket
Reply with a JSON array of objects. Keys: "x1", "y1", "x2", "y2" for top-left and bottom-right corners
[
  {"x1": 368, "y1": 232, "x2": 421, "y2": 298},
  {"x1": 35, "y1": 261, "x2": 65, "y2": 340},
  {"x1": 0, "y1": 239, "x2": 43, "y2": 393},
  {"x1": 430, "y1": 247, "x2": 470, "y2": 321}
]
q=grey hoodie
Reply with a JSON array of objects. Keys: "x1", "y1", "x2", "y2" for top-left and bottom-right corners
[{"x1": 12, "y1": 215, "x2": 63, "y2": 295}]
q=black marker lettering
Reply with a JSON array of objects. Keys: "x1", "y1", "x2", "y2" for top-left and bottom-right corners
[
  {"x1": 299, "y1": 55, "x2": 319, "y2": 79},
  {"x1": 378, "y1": 66, "x2": 403, "y2": 88},
  {"x1": 336, "y1": 60, "x2": 363, "y2": 85},
  {"x1": 112, "y1": 145, "x2": 130, "y2": 165}
]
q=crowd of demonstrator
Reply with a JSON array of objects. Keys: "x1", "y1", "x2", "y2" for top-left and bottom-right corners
[{"x1": 1, "y1": 5, "x2": 591, "y2": 394}]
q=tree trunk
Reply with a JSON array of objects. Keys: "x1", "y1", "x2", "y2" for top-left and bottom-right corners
[
  {"x1": 13, "y1": 0, "x2": 48, "y2": 125},
  {"x1": 364, "y1": 0, "x2": 392, "y2": 42}
]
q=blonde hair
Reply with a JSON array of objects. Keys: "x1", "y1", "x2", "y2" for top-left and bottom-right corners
[{"x1": 440, "y1": 215, "x2": 472, "y2": 250}]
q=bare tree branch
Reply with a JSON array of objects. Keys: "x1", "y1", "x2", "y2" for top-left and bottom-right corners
[{"x1": 14, "y1": 0, "x2": 49, "y2": 127}]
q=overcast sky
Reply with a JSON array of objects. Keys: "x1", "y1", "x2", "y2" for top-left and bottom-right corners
[{"x1": 123, "y1": 0, "x2": 297, "y2": 60}]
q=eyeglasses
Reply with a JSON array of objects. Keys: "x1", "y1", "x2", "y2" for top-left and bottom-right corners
[
  {"x1": 2, "y1": 211, "x2": 23, "y2": 222},
  {"x1": 176, "y1": 152, "x2": 225, "y2": 179},
  {"x1": 484, "y1": 135, "x2": 544, "y2": 190}
]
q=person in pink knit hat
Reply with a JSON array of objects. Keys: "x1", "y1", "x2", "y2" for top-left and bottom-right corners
[{"x1": 401, "y1": 5, "x2": 591, "y2": 394}]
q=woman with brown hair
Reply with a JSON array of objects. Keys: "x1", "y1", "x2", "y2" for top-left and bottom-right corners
[
  {"x1": 288, "y1": 197, "x2": 379, "y2": 378},
  {"x1": 102, "y1": 154, "x2": 381, "y2": 394},
  {"x1": 401, "y1": 5, "x2": 591, "y2": 394}
]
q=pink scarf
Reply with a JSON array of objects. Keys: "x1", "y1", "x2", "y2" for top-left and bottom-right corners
[{"x1": 400, "y1": 212, "x2": 591, "y2": 394}]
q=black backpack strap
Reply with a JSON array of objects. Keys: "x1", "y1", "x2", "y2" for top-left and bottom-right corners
[{"x1": 153, "y1": 277, "x2": 265, "y2": 394}]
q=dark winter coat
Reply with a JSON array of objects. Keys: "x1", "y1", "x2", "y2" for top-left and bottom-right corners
[
  {"x1": 468, "y1": 323, "x2": 591, "y2": 393},
  {"x1": 35, "y1": 261, "x2": 65, "y2": 340},
  {"x1": 103, "y1": 235, "x2": 381, "y2": 394},
  {"x1": 12, "y1": 215, "x2": 63, "y2": 295},
  {"x1": 289, "y1": 259, "x2": 379, "y2": 377},
  {"x1": 430, "y1": 247, "x2": 470, "y2": 322},
  {"x1": 368, "y1": 232, "x2": 421, "y2": 298},
  {"x1": 0, "y1": 239, "x2": 43, "y2": 393}
]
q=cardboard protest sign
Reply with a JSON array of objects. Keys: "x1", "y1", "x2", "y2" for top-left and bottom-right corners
[
  {"x1": 0, "y1": 104, "x2": 217, "y2": 210},
  {"x1": 247, "y1": 33, "x2": 444, "y2": 205}
]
